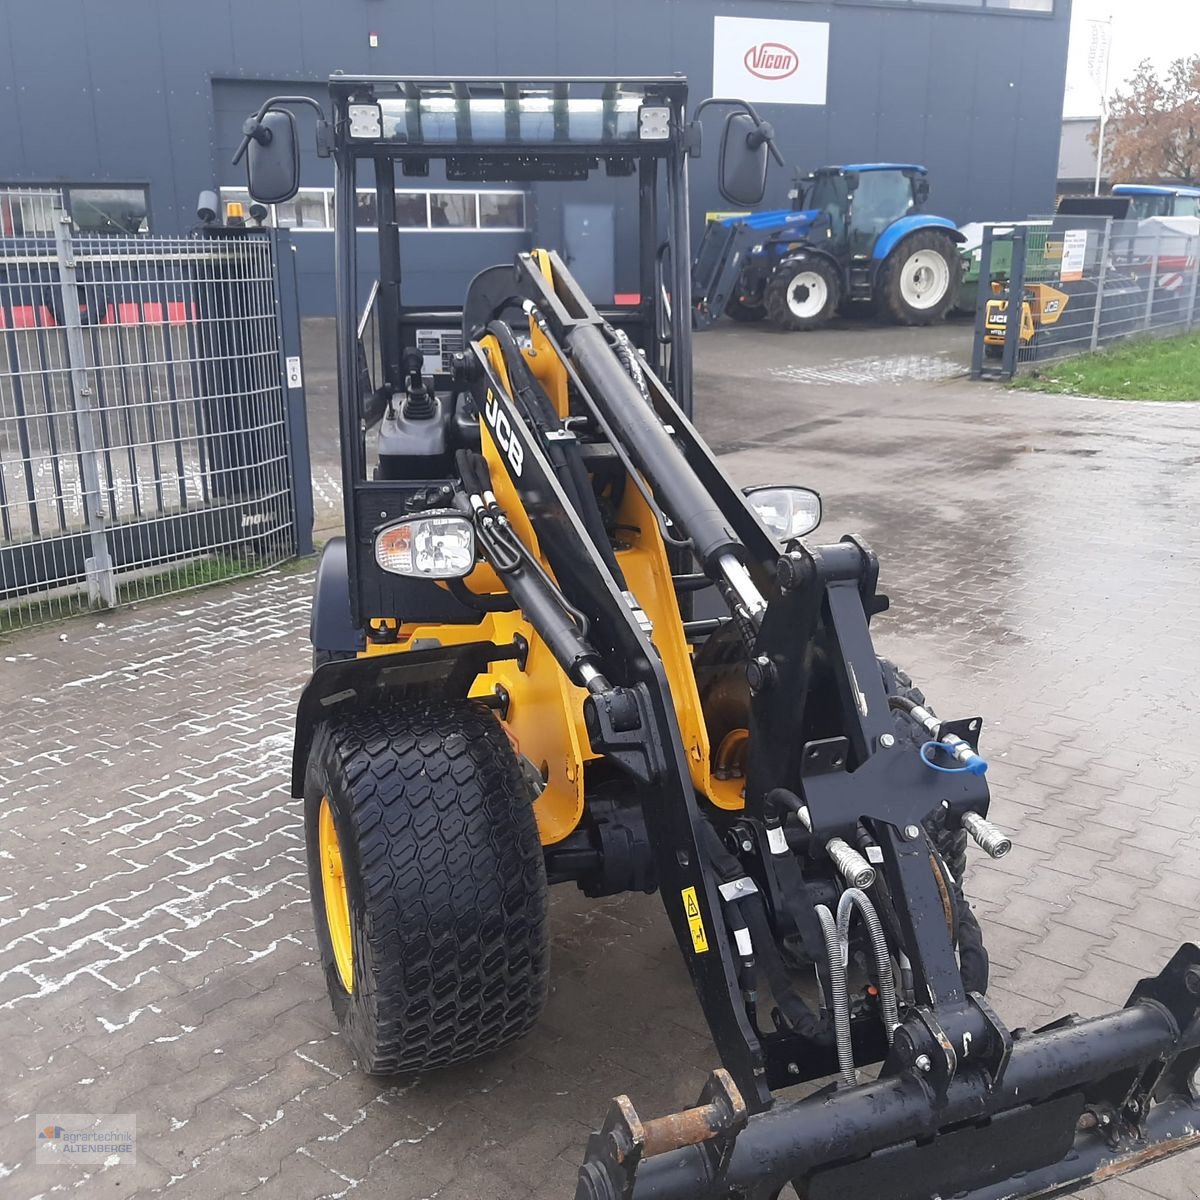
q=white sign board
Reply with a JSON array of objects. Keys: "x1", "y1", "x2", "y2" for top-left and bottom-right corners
[
  {"x1": 712, "y1": 16, "x2": 829, "y2": 107},
  {"x1": 1060, "y1": 229, "x2": 1088, "y2": 283}
]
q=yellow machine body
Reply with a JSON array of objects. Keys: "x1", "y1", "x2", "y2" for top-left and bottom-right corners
[
  {"x1": 984, "y1": 281, "x2": 1069, "y2": 347},
  {"x1": 357, "y1": 252, "x2": 740, "y2": 846}
]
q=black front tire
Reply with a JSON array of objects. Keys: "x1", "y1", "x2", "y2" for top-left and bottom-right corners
[
  {"x1": 304, "y1": 698, "x2": 549, "y2": 1075},
  {"x1": 878, "y1": 659, "x2": 968, "y2": 883},
  {"x1": 725, "y1": 298, "x2": 767, "y2": 323},
  {"x1": 877, "y1": 231, "x2": 961, "y2": 326},
  {"x1": 764, "y1": 257, "x2": 841, "y2": 331}
]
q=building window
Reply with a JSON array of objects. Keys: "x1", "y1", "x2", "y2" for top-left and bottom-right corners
[
  {"x1": 1, "y1": 185, "x2": 150, "y2": 234},
  {"x1": 218, "y1": 187, "x2": 525, "y2": 232},
  {"x1": 479, "y1": 192, "x2": 525, "y2": 229},
  {"x1": 430, "y1": 192, "x2": 477, "y2": 228},
  {"x1": 67, "y1": 187, "x2": 149, "y2": 234},
  {"x1": 834, "y1": 0, "x2": 1053, "y2": 10},
  {"x1": 355, "y1": 192, "x2": 379, "y2": 229},
  {"x1": 395, "y1": 192, "x2": 429, "y2": 227},
  {"x1": 275, "y1": 190, "x2": 328, "y2": 228},
  {"x1": 0, "y1": 191, "x2": 58, "y2": 236}
]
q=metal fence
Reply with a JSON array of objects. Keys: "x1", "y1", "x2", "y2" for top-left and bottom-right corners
[
  {"x1": 970, "y1": 215, "x2": 1200, "y2": 379},
  {"x1": 0, "y1": 189, "x2": 312, "y2": 632}
]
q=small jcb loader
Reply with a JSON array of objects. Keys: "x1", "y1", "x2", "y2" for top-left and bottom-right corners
[
  {"x1": 238, "y1": 75, "x2": 1200, "y2": 1200},
  {"x1": 983, "y1": 279, "x2": 1070, "y2": 359}
]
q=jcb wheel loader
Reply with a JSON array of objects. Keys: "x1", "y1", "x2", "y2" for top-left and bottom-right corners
[{"x1": 237, "y1": 74, "x2": 1200, "y2": 1200}]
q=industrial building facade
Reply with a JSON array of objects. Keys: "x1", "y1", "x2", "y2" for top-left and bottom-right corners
[{"x1": 1, "y1": 0, "x2": 1071, "y2": 313}]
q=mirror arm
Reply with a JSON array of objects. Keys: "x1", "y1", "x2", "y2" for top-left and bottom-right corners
[
  {"x1": 231, "y1": 95, "x2": 332, "y2": 166},
  {"x1": 747, "y1": 122, "x2": 784, "y2": 167},
  {"x1": 691, "y1": 97, "x2": 785, "y2": 166}
]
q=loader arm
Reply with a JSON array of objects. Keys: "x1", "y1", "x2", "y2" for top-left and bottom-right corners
[{"x1": 455, "y1": 251, "x2": 1200, "y2": 1200}]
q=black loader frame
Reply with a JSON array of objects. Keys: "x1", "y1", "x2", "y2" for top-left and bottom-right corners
[
  {"x1": 479, "y1": 252, "x2": 1200, "y2": 1200},
  {"x1": 237, "y1": 74, "x2": 1200, "y2": 1200}
]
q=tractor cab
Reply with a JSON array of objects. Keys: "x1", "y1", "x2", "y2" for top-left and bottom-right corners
[
  {"x1": 794, "y1": 164, "x2": 930, "y2": 259},
  {"x1": 1111, "y1": 183, "x2": 1200, "y2": 220}
]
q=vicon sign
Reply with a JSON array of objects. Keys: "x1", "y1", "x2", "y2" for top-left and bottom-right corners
[
  {"x1": 744, "y1": 42, "x2": 799, "y2": 81},
  {"x1": 713, "y1": 15, "x2": 829, "y2": 105}
]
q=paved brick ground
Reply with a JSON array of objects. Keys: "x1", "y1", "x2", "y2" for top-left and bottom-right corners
[{"x1": 2, "y1": 318, "x2": 1199, "y2": 1199}]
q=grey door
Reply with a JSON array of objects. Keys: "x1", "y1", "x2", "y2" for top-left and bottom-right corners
[{"x1": 563, "y1": 203, "x2": 615, "y2": 300}]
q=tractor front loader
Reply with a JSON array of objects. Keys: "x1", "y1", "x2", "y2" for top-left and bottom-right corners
[{"x1": 237, "y1": 75, "x2": 1200, "y2": 1200}]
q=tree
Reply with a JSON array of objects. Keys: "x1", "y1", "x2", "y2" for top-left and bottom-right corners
[{"x1": 1096, "y1": 55, "x2": 1200, "y2": 184}]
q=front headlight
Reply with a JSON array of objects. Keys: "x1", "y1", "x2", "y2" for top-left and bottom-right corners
[
  {"x1": 375, "y1": 511, "x2": 476, "y2": 578},
  {"x1": 744, "y1": 485, "x2": 822, "y2": 542}
]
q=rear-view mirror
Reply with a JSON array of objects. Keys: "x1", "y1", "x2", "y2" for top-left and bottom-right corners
[
  {"x1": 246, "y1": 110, "x2": 300, "y2": 206},
  {"x1": 719, "y1": 113, "x2": 771, "y2": 208}
]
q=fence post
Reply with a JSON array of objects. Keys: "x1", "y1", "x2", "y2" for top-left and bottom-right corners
[
  {"x1": 52, "y1": 201, "x2": 116, "y2": 608},
  {"x1": 1001, "y1": 227, "x2": 1026, "y2": 379},
  {"x1": 272, "y1": 229, "x2": 314, "y2": 558},
  {"x1": 1185, "y1": 235, "x2": 1200, "y2": 330},
  {"x1": 1144, "y1": 226, "x2": 1162, "y2": 331},
  {"x1": 1089, "y1": 218, "x2": 1111, "y2": 353},
  {"x1": 969, "y1": 227, "x2": 993, "y2": 379}
]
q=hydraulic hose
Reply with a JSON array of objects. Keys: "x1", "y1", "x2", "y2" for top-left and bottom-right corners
[
  {"x1": 816, "y1": 887, "x2": 901, "y2": 1088},
  {"x1": 485, "y1": 321, "x2": 627, "y2": 586},
  {"x1": 456, "y1": 449, "x2": 606, "y2": 681},
  {"x1": 889, "y1": 694, "x2": 988, "y2": 776},
  {"x1": 836, "y1": 887, "x2": 899, "y2": 1044},
  {"x1": 814, "y1": 903, "x2": 856, "y2": 1087},
  {"x1": 764, "y1": 788, "x2": 876, "y2": 890},
  {"x1": 695, "y1": 820, "x2": 831, "y2": 1045}
]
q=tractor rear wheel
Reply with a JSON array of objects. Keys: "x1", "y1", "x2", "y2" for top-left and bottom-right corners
[
  {"x1": 726, "y1": 298, "x2": 767, "y2": 323},
  {"x1": 877, "y1": 231, "x2": 961, "y2": 326},
  {"x1": 764, "y1": 257, "x2": 840, "y2": 331},
  {"x1": 304, "y1": 698, "x2": 549, "y2": 1074}
]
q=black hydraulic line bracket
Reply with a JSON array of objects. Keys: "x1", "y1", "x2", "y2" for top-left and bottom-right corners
[{"x1": 939, "y1": 716, "x2": 983, "y2": 752}]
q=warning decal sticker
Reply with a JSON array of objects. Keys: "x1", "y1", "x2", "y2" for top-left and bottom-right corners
[{"x1": 681, "y1": 886, "x2": 710, "y2": 954}]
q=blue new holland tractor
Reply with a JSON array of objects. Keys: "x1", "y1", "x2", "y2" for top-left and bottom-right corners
[{"x1": 693, "y1": 163, "x2": 965, "y2": 331}]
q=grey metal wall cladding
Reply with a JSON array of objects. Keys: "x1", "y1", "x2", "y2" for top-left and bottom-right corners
[{"x1": 0, "y1": 0, "x2": 1071, "y2": 314}]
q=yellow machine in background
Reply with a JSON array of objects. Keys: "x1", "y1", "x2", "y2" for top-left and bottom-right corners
[{"x1": 983, "y1": 280, "x2": 1069, "y2": 357}]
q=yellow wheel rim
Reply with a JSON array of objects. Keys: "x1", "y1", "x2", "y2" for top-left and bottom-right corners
[{"x1": 318, "y1": 796, "x2": 354, "y2": 993}]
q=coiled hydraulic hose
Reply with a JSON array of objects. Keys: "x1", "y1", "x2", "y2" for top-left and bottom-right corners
[
  {"x1": 814, "y1": 904, "x2": 855, "y2": 1087},
  {"x1": 816, "y1": 887, "x2": 900, "y2": 1088},
  {"x1": 837, "y1": 888, "x2": 899, "y2": 1043}
]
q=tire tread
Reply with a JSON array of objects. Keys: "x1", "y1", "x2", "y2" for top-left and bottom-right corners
[
  {"x1": 306, "y1": 699, "x2": 549, "y2": 1075},
  {"x1": 877, "y1": 230, "x2": 961, "y2": 326}
]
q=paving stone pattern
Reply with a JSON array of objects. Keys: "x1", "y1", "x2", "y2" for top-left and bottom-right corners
[{"x1": 1, "y1": 320, "x2": 1198, "y2": 1199}]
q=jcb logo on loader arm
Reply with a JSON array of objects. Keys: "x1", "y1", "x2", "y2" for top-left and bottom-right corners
[{"x1": 484, "y1": 389, "x2": 524, "y2": 477}]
